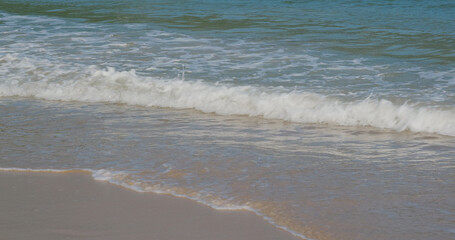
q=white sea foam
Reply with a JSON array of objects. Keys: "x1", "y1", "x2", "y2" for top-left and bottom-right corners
[{"x1": 1, "y1": 54, "x2": 454, "y2": 136}]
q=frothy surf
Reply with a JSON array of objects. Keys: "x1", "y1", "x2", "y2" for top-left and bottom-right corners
[
  {"x1": 1, "y1": 54, "x2": 454, "y2": 136},
  {"x1": 0, "y1": 167, "x2": 312, "y2": 240}
]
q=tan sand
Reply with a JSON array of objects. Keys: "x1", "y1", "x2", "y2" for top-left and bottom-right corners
[{"x1": 0, "y1": 171, "x2": 301, "y2": 240}]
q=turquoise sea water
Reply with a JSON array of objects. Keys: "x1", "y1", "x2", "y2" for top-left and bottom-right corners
[{"x1": 1, "y1": 1, "x2": 454, "y2": 239}]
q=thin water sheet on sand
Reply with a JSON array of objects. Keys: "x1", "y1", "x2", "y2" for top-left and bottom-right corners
[{"x1": 0, "y1": 171, "x2": 301, "y2": 240}]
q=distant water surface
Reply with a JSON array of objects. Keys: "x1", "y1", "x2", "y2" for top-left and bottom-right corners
[{"x1": 1, "y1": 1, "x2": 454, "y2": 239}]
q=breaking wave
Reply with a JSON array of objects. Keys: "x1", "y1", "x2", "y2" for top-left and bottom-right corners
[{"x1": 1, "y1": 54, "x2": 454, "y2": 136}]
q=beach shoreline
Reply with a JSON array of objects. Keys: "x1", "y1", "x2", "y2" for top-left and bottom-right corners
[
  {"x1": 2, "y1": 1, "x2": 454, "y2": 239},
  {"x1": 0, "y1": 171, "x2": 302, "y2": 240}
]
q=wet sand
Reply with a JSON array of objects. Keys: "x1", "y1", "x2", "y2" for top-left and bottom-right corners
[{"x1": 0, "y1": 171, "x2": 301, "y2": 240}]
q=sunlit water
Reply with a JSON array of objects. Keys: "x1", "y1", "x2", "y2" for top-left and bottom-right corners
[{"x1": 1, "y1": 1, "x2": 454, "y2": 239}]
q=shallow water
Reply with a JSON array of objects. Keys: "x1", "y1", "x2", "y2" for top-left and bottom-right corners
[
  {"x1": 1, "y1": 0, "x2": 455, "y2": 239},
  {"x1": 1, "y1": 98, "x2": 454, "y2": 239}
]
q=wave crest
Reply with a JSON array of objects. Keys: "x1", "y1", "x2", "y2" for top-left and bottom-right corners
[{"x1": 1, "y1": 56, "x2": 454, "y2": 136}]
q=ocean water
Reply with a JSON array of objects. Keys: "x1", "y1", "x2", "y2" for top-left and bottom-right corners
[{"x1": 1, "y1": 0, "x2": 454, "y2": 239}]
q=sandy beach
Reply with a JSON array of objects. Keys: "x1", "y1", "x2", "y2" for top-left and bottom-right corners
[{"x1": 0, "y1": 171, "x2": 301, "y2": 240}]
